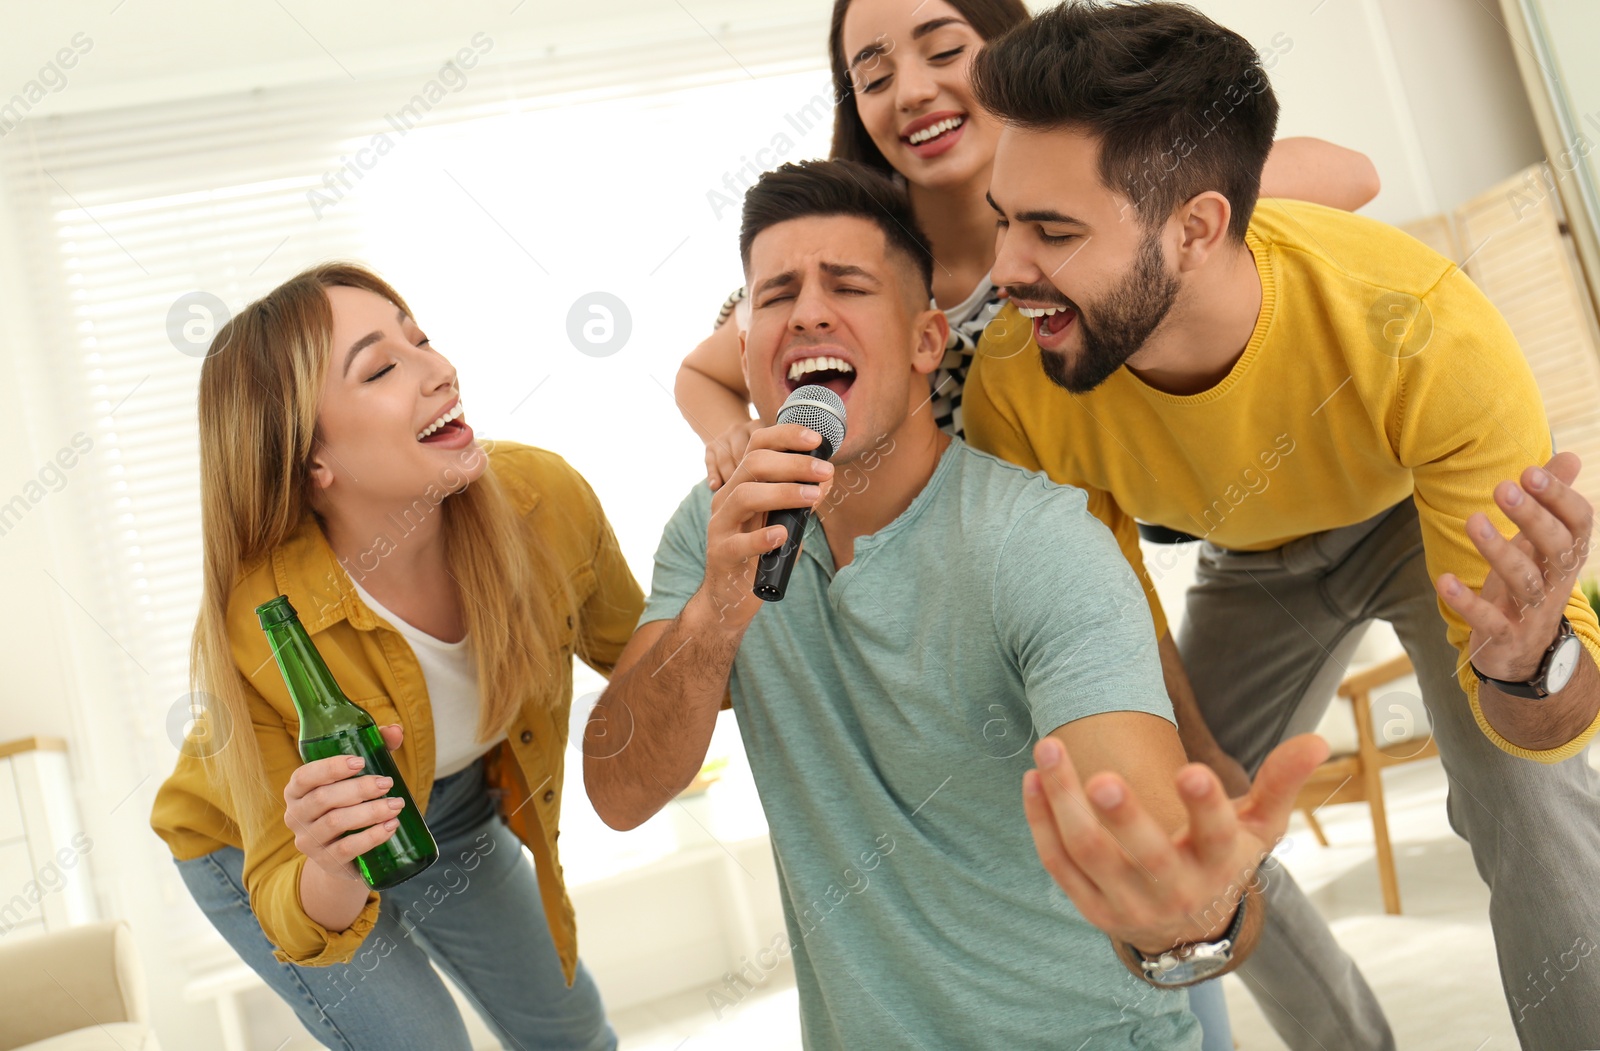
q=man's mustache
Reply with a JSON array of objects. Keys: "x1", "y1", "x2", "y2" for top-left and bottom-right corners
[{"x1": 1006, "y1": 283, "x2": 1077, "y2": 312}]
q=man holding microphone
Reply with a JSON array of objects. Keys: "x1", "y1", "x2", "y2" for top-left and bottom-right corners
[{"x1": 584, "y1": 158, "x2": 1326, "y2": 1050}]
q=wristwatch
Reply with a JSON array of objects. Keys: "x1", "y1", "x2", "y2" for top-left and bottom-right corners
[
  {"x1": 1126, "y1": 890, "x2": 1247, "y2": 987},
  {"x1": 1471, "y1": 616, "x2": 1584, "y2": 700}
]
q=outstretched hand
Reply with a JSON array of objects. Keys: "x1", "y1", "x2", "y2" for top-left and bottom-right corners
[
  {"x1": 1438, "y1": 451, "x2": 1592, "y2": 683},
  {"x1": 1022, "y1": 732, "x2": 1328, "y2": 955}
]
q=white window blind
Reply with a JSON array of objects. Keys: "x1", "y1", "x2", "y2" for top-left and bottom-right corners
[{"x1": 0, "y1": 18, "x2": 831, "y2": 960}]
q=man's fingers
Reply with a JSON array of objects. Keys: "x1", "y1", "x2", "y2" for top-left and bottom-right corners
[
  {"x1": 1468, "y1": 510, "x2": 1551, "y2": 607},
  {"x1": 1546, "y1": 450, "x2": 1581, "y2": 487},
  {"x1": 1030, "y1": 738, "x2": 1134, "y2": 888},
  {"x1": 1082, "y1": 771, "x2": 1182, "y2": 888},
  {"x1": 1022, "y1": 770, "x2": 1111, "y2": 923},
  {"x1": 1494, "y1": 480, "x2": 1576, "y2": 581},
  {"x1": 745, "y1": 423, "x2": 823, "y2": 456},
  {"x1": 1240, "y1": 734, "x2": 1329, "y2": 836},
  {"x1": 736, "y1": 447, "x2": 835, "y2": 486},
  {"x1": 1524, "y1": 455, "x2": 1593, "y2": 575},
  {"x1": 1437, "y1": 573, "x2": 1515, "y2": 641},
  {"x1": 1176, "y1": 764, "x2": 1237, "y2": 868},
  {"x1": 715, "y1": 481, "x2": 823, "y2": 529},
  {"x1": 712, "y1": 525, "x2": 788, "y2": 566}
]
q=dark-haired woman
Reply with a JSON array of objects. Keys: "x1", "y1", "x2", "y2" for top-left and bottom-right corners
[{"x1": 677, "y1": 0, "x2": 1377, "y2": 486}]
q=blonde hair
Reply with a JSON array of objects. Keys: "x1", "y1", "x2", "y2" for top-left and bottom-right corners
[{"x1": 192, "y1": 262, "x2": 568, "y2": 831}]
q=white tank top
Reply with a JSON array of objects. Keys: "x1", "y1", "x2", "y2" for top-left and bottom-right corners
[{"x1": 348, "y1": 577, "x2": 503, "y2": 778}]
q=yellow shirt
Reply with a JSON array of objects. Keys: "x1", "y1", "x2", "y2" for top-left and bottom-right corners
[
  {"x1": 150, "y1": 442, "x2": 645, "y2": 976},
  {"x1": 965, "y1": 198, "x2": 1600, "y2": 764}
]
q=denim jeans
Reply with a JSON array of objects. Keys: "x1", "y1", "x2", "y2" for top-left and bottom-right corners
[
  {"x1": 1186, "y1": 979, "x2": 1232, "y2": 1051},
  {"x1": 176, "y1": 757, "x2": 615, "y2": 1051}
]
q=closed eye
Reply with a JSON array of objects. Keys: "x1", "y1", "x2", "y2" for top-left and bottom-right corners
[{"x1": 365, "y1": 363, "x2": 395, "y2": 382}]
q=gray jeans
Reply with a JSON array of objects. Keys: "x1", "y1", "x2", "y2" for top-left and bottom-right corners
[{"x1": 1178, "y1": 496, "x2": 1600, "y2": 1050}]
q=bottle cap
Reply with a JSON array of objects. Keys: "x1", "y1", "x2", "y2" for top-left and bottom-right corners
[{"x1": 255, "y1": 595, "x2": 301, "y2": 629}]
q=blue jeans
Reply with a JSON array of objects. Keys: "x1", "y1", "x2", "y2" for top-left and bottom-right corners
[
  {"x1": 1187, "y1": 980, "x2": 1232, "y2": 1051},
  {"x1": 176, "y1": 757, "x2": 615, "y2": 1051}
]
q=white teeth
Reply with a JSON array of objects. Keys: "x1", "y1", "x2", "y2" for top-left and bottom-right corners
[
  {"x1": 786, "y1": 356, "x2": 856, "y2": 382},
  {"x1": 1017, "y1": 305, "x2": 1070, "y2": 318},
  {"x1": 416, "y1": 401, "x2": 465, "y2": 441},
  {"x1": 908, "y1": 116, "x2": 964, "y2": 145}
]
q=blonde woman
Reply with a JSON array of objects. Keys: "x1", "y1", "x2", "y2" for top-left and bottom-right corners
[{"x1": 151, "y1": 263, "x2": 642, "y2": 1050}]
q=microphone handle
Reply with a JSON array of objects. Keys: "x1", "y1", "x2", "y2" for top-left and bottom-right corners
[{"x1": 752, "y1": 438, "x2": 834, "y2": 603}]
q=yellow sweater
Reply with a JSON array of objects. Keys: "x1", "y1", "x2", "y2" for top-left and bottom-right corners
[{"x1": 965, "y1": 198, "x2": 1600, "y2": 763}]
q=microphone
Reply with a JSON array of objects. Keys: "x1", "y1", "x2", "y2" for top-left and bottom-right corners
[{"x1": 753, "y1": 384, "x2": 847, "y2": 602}]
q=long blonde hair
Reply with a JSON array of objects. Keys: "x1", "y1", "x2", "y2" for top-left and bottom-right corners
[{"x1": 192, "y1": 262, "x2": 567, "y2": 830}]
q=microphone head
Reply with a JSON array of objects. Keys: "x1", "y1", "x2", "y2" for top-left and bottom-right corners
[{"x1": 775, "y1": 384, "x2": 846, "y2": 455}]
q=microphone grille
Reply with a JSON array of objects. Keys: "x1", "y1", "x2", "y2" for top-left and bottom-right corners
[{"x1": 775, "y1": 384, "x2": 846, "y2": 451}]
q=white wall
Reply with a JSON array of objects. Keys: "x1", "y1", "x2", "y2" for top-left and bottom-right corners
[
  {"x1": 1374, "y1": 0, "x2": 1544, "y2": 213},
  {"x1": 1185, "y1": 0, "x2": 1542, "y2": 224}
]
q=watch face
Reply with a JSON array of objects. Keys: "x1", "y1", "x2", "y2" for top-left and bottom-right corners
[
  {"x1": 1182, "y1": 953, "x2": 1231, "y2": 983},
  {"x1": 1547, "y1": 635, "x2": 1584, "y2": 694},
  {"x1": 1149, "y1": 953, "x2": 1229, "y2": 987}
]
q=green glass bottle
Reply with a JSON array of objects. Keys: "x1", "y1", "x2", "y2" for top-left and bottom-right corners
[{"x1": 256, "y1": 595, "x2": 438, "y2": 889}]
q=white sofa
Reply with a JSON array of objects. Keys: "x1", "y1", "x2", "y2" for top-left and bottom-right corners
[{"x1": 0, "y1": 921, "x2": 160, "y2": 1051}]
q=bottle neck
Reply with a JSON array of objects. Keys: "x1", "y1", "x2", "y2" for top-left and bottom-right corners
[{"x1": 261, "y1": 619, "x2": 368, "y2": 735}]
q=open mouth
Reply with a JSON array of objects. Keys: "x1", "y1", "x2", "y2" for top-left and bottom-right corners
[
  {"x1": 785, "y1": 355, "x2": 856, "y2": 398},
  {"x1": 1017, "y1": 303, "x2": 1078, "y2": 350},
  {"x1": 901, "y1": 113, "x2": 966, "y2": 158},
  {"x1": 417, "y1": 400, "x2": 468, "y2": 443}
]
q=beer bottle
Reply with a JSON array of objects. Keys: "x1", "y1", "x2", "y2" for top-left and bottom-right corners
[{"x1": 256, "y1": 595, "x2": 438, "y2": 889}]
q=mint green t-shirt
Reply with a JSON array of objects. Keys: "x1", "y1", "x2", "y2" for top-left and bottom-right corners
[{"x1": 641, "y1": 440, "x2": 1200, "y2": 1050}]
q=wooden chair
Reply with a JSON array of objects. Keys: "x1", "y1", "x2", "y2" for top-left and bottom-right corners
[{"x1": 1292, "y1": 652, "x2": 1440, "y2": 915}]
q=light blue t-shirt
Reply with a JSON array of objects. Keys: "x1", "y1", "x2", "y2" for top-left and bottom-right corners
[{"x1": 641, "y1": 439, "x2": 1200, "y2": 1050}]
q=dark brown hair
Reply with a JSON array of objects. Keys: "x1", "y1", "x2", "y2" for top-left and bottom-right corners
[
  {"x1": 740, "y1": 159, "x2": 934, "y2": 299},
  {"x1": 972, "y1": 1, "x2": 1279, "y2": 240},
  {"x1": 827, "y1": 0, "x2": 1032, "y2": 175}
]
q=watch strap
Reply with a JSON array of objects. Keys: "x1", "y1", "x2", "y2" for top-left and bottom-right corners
[
  {"x1": 1126, "y1": 884, "x2": 1249, "y2": 987},
  {"x1": 1471, "y1": 616, "x2": 1575, "y2": 700}
]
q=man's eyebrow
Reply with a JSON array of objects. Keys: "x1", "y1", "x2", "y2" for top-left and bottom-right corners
[
  {"x1": 342, "y1": 332, "x2": 383, "y2": 377},
  {"x1": 819, "y1": 262, "x2": 880, "y2": 283},
  {"x1": 1015, "y1": 208, "x2": 1089, "y2": 227},
  {"x1": 987, "y1": 192, "x2": 1089, "y2": 228},
  {"x1": 850, "y1": 17, "x2": 965, "y2": 70},
  {"x1": 754, "y1": 271, "x2": 798, "y2": 297},
  {"x1": 753, "y1": 263, "x2": 881, "y2": 297}
]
